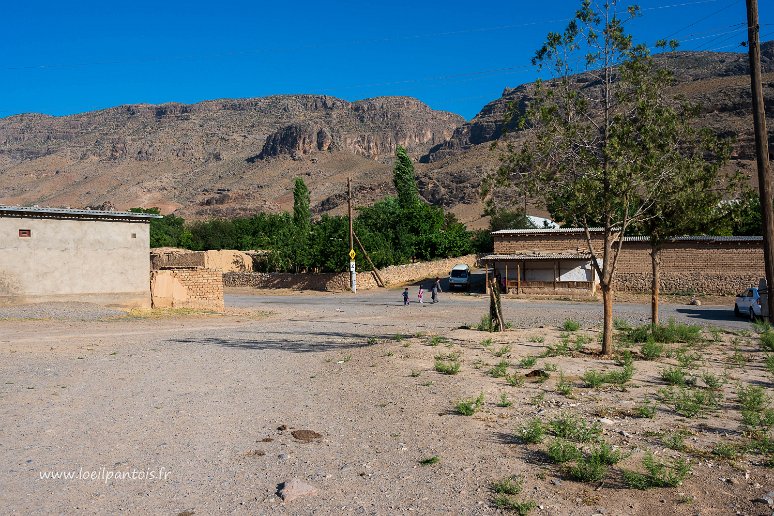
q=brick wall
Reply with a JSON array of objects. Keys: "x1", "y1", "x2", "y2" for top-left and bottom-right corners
[
  {"x1": 224, "y1": 255, "x2": 478, "y2": 292},
  {"x1": 494, "y1": 232, "x2": 602, "y2": 254},
  {"x1": 150, "y1": 268, "x2": 224, "y2": 311},
  {"x1": 495, "y1": 232, "x2": 764, "y2": 295}
]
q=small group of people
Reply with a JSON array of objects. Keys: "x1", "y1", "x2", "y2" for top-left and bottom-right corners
[{"x1": 403, "y1": 277, "x2": 442, "y2": 306}]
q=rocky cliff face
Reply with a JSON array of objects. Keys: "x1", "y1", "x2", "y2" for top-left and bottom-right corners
[
  {"x1": 0, "y1": 95, "x2": 462, "y2": 217},
  {"x1": 1, "y1": 45, "x2": 772, "y2": 228},
  {"x1": 422, "y1": 43, "x2": 774, "y2": 164}
]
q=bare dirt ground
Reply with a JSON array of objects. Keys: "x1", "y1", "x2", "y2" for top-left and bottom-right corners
[{"x1": 1, "y1": 289, "x2": 773, "y2": 515}]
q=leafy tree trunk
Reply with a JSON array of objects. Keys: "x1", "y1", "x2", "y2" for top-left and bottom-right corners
[
  {"x1": 489, "y1": 278, "x2": 504, "y2": 332},
  {"x1": 650, "y1": 243, "x2": 661, "y2": 327},
  {"x1": 601, "y1": 282, "x2": 614, "y2": 356}
]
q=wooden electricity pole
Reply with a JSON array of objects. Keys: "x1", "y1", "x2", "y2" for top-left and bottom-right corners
[
  {"x1": 746, "y1": 0, "x2": 774, "y2": 319},
  {"x1": 347, "y1": 177, "x2": 356, "y2": 293}
]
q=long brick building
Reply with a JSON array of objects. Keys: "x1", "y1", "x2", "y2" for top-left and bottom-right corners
[{"x1": 481, "y1": 228, "x2": 764, "y2": 296}]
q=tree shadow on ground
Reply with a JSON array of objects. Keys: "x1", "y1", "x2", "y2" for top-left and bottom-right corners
[
  {"x1": 167, "y1": 329, "x2": 382, "y2": 353},
  {"x1": 674, "y1": 307, "x2": 742, "y2": 325}
]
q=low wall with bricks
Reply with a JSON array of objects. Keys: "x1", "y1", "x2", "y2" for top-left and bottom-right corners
[
  {"x1": 224, "y1": 255, "x2": 478, "y2": 292},
  {"x1": 150, "y1": 268, "x2": 224, "y2": 310},
  {"x1": 494, "y1": 230, "x2": 764, "y2": 296}
]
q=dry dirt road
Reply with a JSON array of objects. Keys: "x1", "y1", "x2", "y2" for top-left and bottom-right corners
[{"x1": 0, "y1": 290, "x2": 768, "y2": 515}]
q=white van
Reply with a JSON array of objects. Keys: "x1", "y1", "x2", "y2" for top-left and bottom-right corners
[{"x1": 449, "y1": 264, "x2": 471, "y2": 290}]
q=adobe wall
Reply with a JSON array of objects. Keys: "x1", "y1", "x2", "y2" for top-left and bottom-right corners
[
  {"x1": 150, "y1": 268, "x2": 224, "y2": 311},
  {"x1": 150, "y1": 249, "x2": 254, "y2": 272},
  {"x1": 613, "y1": 240, "x2": 763, "y2": 295},
  {"x1": 494, "y1": 232, "x2": 603, "y2": 254},
  {"x1": 224, "y1": 255, "x2": 478, "y2": 292},
  {"x1": 0, "y1": 216, "x2": 151, "y2": 308},
  {"x1": 495, "y1": 232, "x2": 764, "y2": 296}
]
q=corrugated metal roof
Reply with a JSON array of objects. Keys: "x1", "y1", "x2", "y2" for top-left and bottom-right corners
[
  {"x1": 0, "y1": 205, "x2": 163, "y2": 220},
  {"x1": 492, "y1": 227, "x2": 604, "y2": 235},
  {"x1": 623, "y1": 235, "x2": 763, "y2": 243},
  {"x1": 482, "y1": 253, "x2": 593, "y2": 261}
]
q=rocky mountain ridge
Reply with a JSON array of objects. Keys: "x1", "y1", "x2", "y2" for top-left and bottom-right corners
[{"x1": 1, "y1": 45, "x2": 772, "y2": 227}]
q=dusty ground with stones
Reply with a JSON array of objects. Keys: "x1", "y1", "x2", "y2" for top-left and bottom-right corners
[{"x1": 2, "y1": 287, "x2": 773, "y2": 515}]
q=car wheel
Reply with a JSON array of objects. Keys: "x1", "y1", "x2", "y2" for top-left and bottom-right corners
[
  {"x1": 734, "y1": 304, "x2": 740, "y2": 317},
  {"x1": 750, "y1": 308, "x2": 756, "y2": 322}
]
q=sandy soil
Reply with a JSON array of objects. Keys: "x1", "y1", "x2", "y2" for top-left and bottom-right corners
[{"x1": 1, "y1": 290, "x2": 772, "y2": 515}]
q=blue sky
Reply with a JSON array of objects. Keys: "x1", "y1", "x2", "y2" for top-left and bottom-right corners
[{"x1": 0, "y1": 0, "x2": 769, "y2": 120}]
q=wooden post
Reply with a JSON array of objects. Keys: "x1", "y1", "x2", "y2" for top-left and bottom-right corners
[
  {"x1": 485, "y1": 263, "x2": 490, "y2": 294},
  {"x1": 504, "y1": 263, "x2": 509, "y2": 294},
  {"x1": 517, "y1": 263, "x2": 521, "y2": 295},
  {"x1": 746, "y1": 0, "x2": 774, "y2": 320},
  {"x1": 553, "y1": 260, "x2": 558, "y2": 291},
  {"x1": 347, "y1": 177, "x2": 356, "y2": 293},
  {"x1": 353, "y1": 231, "x2": 385, "y2": 287}
]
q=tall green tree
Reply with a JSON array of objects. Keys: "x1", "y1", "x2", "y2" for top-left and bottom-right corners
[
  {"x1": 393, "y1": 146, "x2": 420, "y2": 209},
  {"x1": 488, "y1": 1, "x2": 693, "y2": 355},
  {"x1": 621, "y1": 55, "x2": 738, "y2": 325},
  {"x1": 293, "y1": 177, "x2": 311, "y2": 229}
]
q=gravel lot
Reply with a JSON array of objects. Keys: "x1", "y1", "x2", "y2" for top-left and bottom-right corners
[{"x1": 0, "y1": 289, "x2": 768, "y2": 514}]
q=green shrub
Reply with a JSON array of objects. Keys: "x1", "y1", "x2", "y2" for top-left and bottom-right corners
[
  {"x1": 765, "y1": 355, "x2": 774, "y2": 377},
  {"x1": 661, "y1": 430, "x2": 689, "y2": 451},
  {"x1": 640, "y1": 337, "x2": 664, "y2": 360},
  {"x1": 622, "y1": 452, "x2": 691, "y2": 489},
  {"x1": 428, "y1": 335, "x2": 448, "y2": 347},
  {"x1": 589, "y1": 441, "x2": 624, "y2": 465},
  {"x1": 528, "y1": 335, "x2": 545, "y2": 343},
  {"x1": 493, "y1": 496, "x2": 536, "y2": 515},
  {"x1": 738, "y1": 384, "x2": 774, "y2": 430},
  {"x1": 493, "y1": 345, "x2": 512, "y2": 358},
  {"x1": 624, "y1": 319, "x2": 702, "y2": 345},
  {"x1": 497, "y1": 393, "x2": 513, "y2": 408},
  {"x1": 506, "y1": 373, "x2": 525, "y2": 387},
  {"x1": 556, "y1": 373, "x2": 573, "y2": 396},
  {"x1": 712, "y1": 442, "x2": 738, "y2": 459},
  {"x1": 582, "y1": 370, "x2": 606, "y2": 388},
  {"x1": 614, "y1": 318, "x2": 632, "y2": 331},
  {"x1": 549, "y1": 414, "x2": 601, "y2": 442},
  {"x1": 489, "y1": 359, "x2": 510, "y2": 378},
  {"x1": 546, "y1": 438, "x2": 582, "y2": 463},
  {"x1": 491, "y1": 475, "x2": 523, "y2": 495},
  {"x1": 605, "y1": 363, "x2": 635, "y2": 385},
  {"x1": 517, "y1": 418, "x2": 545, "y2": 444},
  {"x1": 434, "y1": 358, "x2": 461, "y2": 375},
  {"x1": 660, "y1": 366, "x2": 688, "y2": 386},
  {"x1": 701, "y1": 371, "x2": 725, "y2": 390},
  {"x1": 518, "y1": 356, "x2": 537, "y2": 369},
  {"x1": 659, "y1": 387, "x2": 721, "y2": 418},
  {"x1": 456, "y1": 393, "x2": 485, "y2": 416},
  {"x1": 568, "y1": 455, "x2": 608, "y2": 482},
  {"x1": 476, "y1": 315, "x2": 494, "y2": 332},
  {"x1": 635, "y1": 400, "x2": 657, "y2": 418},
  {"x1": 762, "y1": 332, "x2": 774, "y2": 352},
  {"x1": 562, "y1": 319, "x2": 581, "y2": 332}
]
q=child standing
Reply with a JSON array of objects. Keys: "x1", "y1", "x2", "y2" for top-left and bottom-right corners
[
  {"x1": 403, "y1": 287, "x2": 410, "y2": 306},
  {"x1": 417, "y1": 285, "x2": 424, "y2": 304}
]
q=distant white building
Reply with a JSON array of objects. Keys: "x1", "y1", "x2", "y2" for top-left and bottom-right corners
[{"x1": 0, "y1": 206, "x2": 160, "y2": 307}]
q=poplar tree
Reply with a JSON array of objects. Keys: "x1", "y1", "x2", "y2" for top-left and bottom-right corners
[{"x1": 488, "y1": 1, "x2": 716, "y2": 355}]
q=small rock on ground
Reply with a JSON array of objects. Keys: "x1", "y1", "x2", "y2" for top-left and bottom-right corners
[{"x1": 278, "y1": 478, "x2": 318, "y2": 502}]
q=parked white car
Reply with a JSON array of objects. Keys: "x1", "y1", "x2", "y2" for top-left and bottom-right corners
[
  {"x1": 448, "y1": 264, "x2": 471, "y2": 290},
  {"x1": 735, "y1": 287, "x2": 762, "y2": 320}
]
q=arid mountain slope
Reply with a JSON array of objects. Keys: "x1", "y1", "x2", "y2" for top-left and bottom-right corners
[
  {"x1": 0, "y1": 95, "x2": 462, "y2": 217},
  {"x1": 1, "y1": 45, "x2": 773, "y2": 227}
]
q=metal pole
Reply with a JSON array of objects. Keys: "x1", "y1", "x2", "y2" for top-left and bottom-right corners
[
  {"x1": 746, "y1": 0, "x2": 774, "y2": 319},
  {"x1": 348, "y1": 177, "x2": 356, "y2": 293}
]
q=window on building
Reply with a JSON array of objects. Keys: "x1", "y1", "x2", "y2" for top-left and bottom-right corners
[{"x1": 19, "y1": 229, "x2": 31, "y2": 237}]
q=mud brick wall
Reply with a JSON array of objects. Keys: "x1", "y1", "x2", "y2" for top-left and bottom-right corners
[
  {"x1": 224, "y1": 255, "x2": 478, "y2": 292},
  {"x1": 150, "y1": 250, "x2": 206, "y2": 270},
  {"x1": 494, "y1": 233, "x2": 603, "y2": 254},
  {"x1": 614, "y1": 240, "x2": 764, "y2": 295},
  {"x1": 495, "y1": 232, "x2": 763, "y2": 295},
  {"x1": 151, "y1": 268, "x2": 224, "y2": 311}
]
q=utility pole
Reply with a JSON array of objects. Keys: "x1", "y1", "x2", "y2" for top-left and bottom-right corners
[
  {"x1": 348, "y1": 177, "x2": 356, "y2": 293},
  {"x1": 746, "y1": 0, "x2": 774, "y2": 319}
]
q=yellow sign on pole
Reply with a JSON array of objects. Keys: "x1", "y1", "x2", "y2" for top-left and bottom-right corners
[{"x1": 349, "y1": 249, "x2": 356, "y2": 260}]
